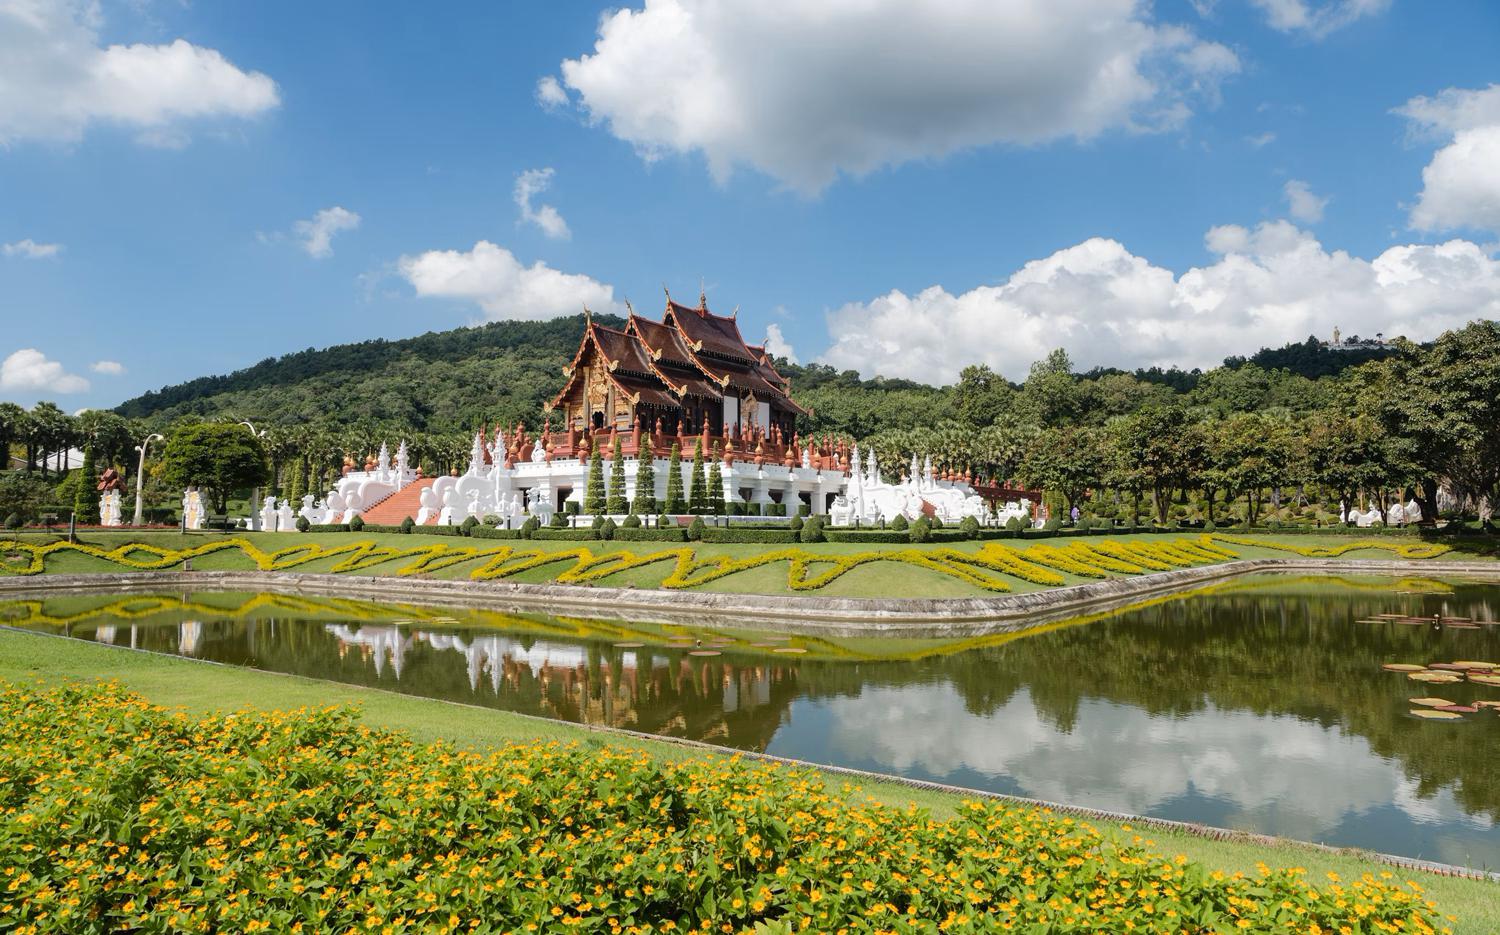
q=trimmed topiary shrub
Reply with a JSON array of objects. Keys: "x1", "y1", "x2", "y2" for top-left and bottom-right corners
[
  {"x1": 799, "y1": 516, "x2": 826, "y2": 543},
  {"x1": 348, "y1": 514, "x2": 365, "y2": 532},
  {"x1": 600, "y1": 517, "x2": 618, "y2": 541},
  {"x1": 657, "y1": 513, "x2": 673, "y2": 530},
  {"x1": 4, "y1": 512, "x2": 21, "y2": 530},
  {"x1": 622, "y1": 514, "x2": 642, "y2": 528},
  {"x1": 1005, "y1": 515, "x2": 1024, "y2": 532},
  {"x1": 890, "y1": 514, "x2": 909, "y2": 532},
  {"x1": 482, "y1": 515, "x2": 500, "y2": 527},
  {"x1": 688, "y1": 516, "x2": 706, "y2": 541},
  {"x1": 959, "y1": 516, "x2": 980, "y2": 539},
  {"x1": 909, "y1": 516, "x2": 932, "y2": 543},
  {"x1": 551, "y1": 511, "x2": 568, "y2": 527},
  {"x1": 295, "y1": 515, "x2": 311, "y2": 533},
  {"x1": 591, "y1": 515, "x2": 606, "y2": 530},
  {"x1": 399, "y1": 516, "x2": 415, "y2": 534},
  {"x1": 788, "y1": 514, "x2": 804, "y2": 533},
  {"x1": 520, "y1": 516, "x2": 541, "y2": 540},
  {"x1": 460, "y1": 515, "x2": 479, "y2": 536},
  {"x1": 1043, "y1": 517, "x2": 1061, "y2": 532}
]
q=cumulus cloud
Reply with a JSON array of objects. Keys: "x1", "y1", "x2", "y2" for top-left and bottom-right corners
[
  {"x1": 2, "y1": 239, "x2": 62, "y2": 259},
  {"x1": 1397, "y1": 86, "x2": 1500, "y2": 236},
  {"x1": 545, "y1": 0, "x2": 1238, "y2": 193},
  {"x1": 762, "y1": 323, "x2": 798, "y2": 364},
  {"x1": 397, "y1": 241, "x2": 618, "y2": 321},
  {"x1": 293, "y1": 206, "x2": 361, "y2": 259},
  {"x1": 90, "y1": 359, "x2": 125, "y2": 375},
  {"x1": 1283, "y1": 179, "x2": 1328, "y2": 223},
  {"x1": 819, "y1": 221, "x2": 1500, "y2": 384},
  {"x1": 0, "y1": 0, "x2": 279, "y2": 146},
  {"x1": 1249, "y1": 0, "x2": 1389, "y2": 37},
  {"x1": 0, "y1": 348, "x2": 89, "y2": 393},
  {"x1": 535, "y1": 75, "x2": 569, "y2": 110},
  {"x1": 513, "y1": 168, "x2": 570, "y2": 240}
]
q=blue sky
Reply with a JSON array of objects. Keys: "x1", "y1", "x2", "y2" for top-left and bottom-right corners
[{"x1": 3, "y1": 0, "x2": 1500, "y2": 410}]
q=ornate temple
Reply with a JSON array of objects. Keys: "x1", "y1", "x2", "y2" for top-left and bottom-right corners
[{"x1": 548, "y1": 292, "x2": 805, "y2": 443}]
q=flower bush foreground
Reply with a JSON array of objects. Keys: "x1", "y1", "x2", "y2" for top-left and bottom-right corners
[{"x1": 0, "y1": 684, "x2": 1449, "y2": 934}]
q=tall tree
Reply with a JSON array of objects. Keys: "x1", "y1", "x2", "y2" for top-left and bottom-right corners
[
  {"x1": 583, "y1": 439, "x2": 605, "y2": 516},
  {"x1": 158, "y1": 422, "x2": 269, "y2": 514},
  {"x1": 707, "y1": 444, "x2": 726, "y2": 515},
  {"x1": 631, "y1": 446, "x2": 657, "y2": 515},
  {"x1": 74, "y1": 445, "x2": 99, "y2": 523},
  {"x1": 688, "y1": 439, "x2": 709, "y2": 514},
  {"x1": 1015, "y1": 426, "x2": 1105, "y2": 513},
  {"x1": 1110, "y1": 405, "x2": 1199, "y2": 524},
  {"x1": 1372, "y1": 324, "x2": 1500, "y2": 523},
  {"x1": 663, "y1": 443, "x2": 686, "y2": 513},
  {"x1": 1303, "y1": 413, "x2": 1392, "y2": 523},
  {"x1": 606, "y1": 435, "x2": 629, "y2": 514}
]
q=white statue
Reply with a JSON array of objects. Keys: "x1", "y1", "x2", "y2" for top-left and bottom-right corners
[
  {"x1": 260, "y1": 494, "x2": 280, "y2": 532},
  {"x1": 182, "y1": 488, "x2": 206, "y2": 530},
  {"x1": 531, "y1": 438, "x2": 547, "y2": 463},
  {"x1": 277, "y1": 499, "x2": 296, "y2": 531},
  {"x1": 466, "y1": 433, "x2": 485, "y2": 477},
  {"x1": 98, "y1": 490, "x2": 122, "y2": 527},
  {"x1": 342, "y1": 489, "x2": 363, "y2": 524},
  {"x1": 531, "y1": 490, "x2": 556, "y2": 525},
  {"x1": 326, "y1": 490, "x2": 346, "y2": 524},
  {"x1": 417, "y1": 486, "x2": 440, "y2": 525},
  {"x1": 395, "y1": 440, "x2": 409, "y2": 485},
  {"x1": 801, "y1": 444, "x2": 812, "y2": 469},
  {"x1": 299, "y1": 494, "x2": 320, "y2": 526}
]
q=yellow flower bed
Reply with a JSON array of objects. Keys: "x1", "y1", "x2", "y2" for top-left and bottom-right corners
[
  {"x1": 1209, "y1": 534, "x2": 1453, "y2": 560},
  {"x1": 0, "y1": 683, "x2": 1453, "y2": 935},
  {"x1": 0, "y1": 531, "x2": 1455, "y2": 595}
]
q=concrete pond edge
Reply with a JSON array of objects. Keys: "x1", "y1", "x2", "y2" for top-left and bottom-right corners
[{"x1": 5, "y1": 557, "x2": 1500, "y2": 636}]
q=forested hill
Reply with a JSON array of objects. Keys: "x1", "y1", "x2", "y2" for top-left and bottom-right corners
[
  {"x1": 115, "y1": 315, "x2": 623, "y2": 433},
  {"x1": 114, "y1": 318, "x2": 1390, "y2": 436}
]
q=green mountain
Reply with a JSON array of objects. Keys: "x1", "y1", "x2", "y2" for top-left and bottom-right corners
[{"x1": 116, "y1": 315, "x2": 614, "y2": 433}]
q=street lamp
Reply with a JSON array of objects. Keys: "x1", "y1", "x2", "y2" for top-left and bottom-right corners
[
  {"x1": 239, "y1": 421, "x2": 267, "y2": 532},
  {"x1": 132, "y1": 433, "x2": 164, "y2": 527}
]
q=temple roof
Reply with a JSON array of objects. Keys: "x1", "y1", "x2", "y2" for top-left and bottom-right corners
[{"x1": 550, "y1": 295, "x2": 806, "y2": 416}]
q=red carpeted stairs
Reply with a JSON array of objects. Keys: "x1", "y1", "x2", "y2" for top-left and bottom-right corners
[{"x1": 358, "y1": 478, "x2": 437, "y2": 526}]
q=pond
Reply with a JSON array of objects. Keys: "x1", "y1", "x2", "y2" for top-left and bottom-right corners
[{"x1": 5, "y1": 573, "x2": 1499, "y2": 870}]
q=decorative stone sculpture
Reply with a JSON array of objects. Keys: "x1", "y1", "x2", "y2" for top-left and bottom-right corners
[
  {"x1": 260, "y1": 495, "x2": 280, "y2": 533},
  {"x1": 277, "y1": 499, "x2": 296, "y2": 532},
  {"x1": 182, "y1": 488, "x2": 206, "y2": 530}
]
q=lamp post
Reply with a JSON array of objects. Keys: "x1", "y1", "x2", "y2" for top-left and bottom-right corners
[
  {"x1": 240, "y1": 421, "x2": 267, "y2": 531},
  {"x1": 132, "y1": 433, "x2": 164, "y2": 527}
]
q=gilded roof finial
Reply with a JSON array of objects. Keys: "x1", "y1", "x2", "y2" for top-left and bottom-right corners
[
  {"x1": 624, "y1": 298, "x2": 636, "y2": 318},
  {"x1": 730, "y1": 304, "x2": 739, "y2": 320},
  {"x1": 582, "y1": 303, "x2": 592, "y2": 324},
  {"x1": 698, "y1": 278, "x2": 707, "y2": 311}
]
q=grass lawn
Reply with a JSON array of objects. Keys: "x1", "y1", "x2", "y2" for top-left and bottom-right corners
[
  {"x1": 2, "y1": 628, "x2": 1494, "y2": 932},
  {"x1": 4, "y1": 528, "x2": 1493, "y2": 599}
]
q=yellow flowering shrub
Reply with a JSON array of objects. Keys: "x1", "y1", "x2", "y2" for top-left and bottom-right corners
[
  {"x1": 0, "y1": 684, "x2": 1450, "y2": 935},
  {"x1": 1209, "y1": 534, "x2": 1453, "y2": 560}
]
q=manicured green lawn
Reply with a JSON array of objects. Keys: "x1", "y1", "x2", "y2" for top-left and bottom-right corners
[{"x1": 2, "y1": 628, "x2": 1493, "y2": 933}]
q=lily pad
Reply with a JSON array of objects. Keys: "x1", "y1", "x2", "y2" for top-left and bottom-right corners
[
  {"x1": 1473, "y1": 700, "x2": 1500, "y2": 709},
  {"x1": 1409, "y1": 697, "x2": 1456, "y2": 707},
  {"x1": 1429, "y1": 662, "x2": 1470, "y2": 671},
  {"x1": 688, "y1": 650, "x2": 722, "y2": 657},
  {"x1": 1382, "y1": 663, "x2": 1428, "y2": 672},
  {"x1": 1452, "y1": 661, "x2": 1498, "y2": 669},
  {"x1": 1410, "y1": 709, "x2": 1464, "y2": 720},
  {"x1": 1409, "y1": 672, "x2": 1463, "y2": 683},
  {"x1": 1467, "y1": 673, "x2": 1500, "y2": 686},
  {"x1": 612, "y1": 641, "x2": 645, "y2": 648},
  {"x1": 1436, "y1": 705, "x2": 1479, "y2": 713},
  {"x1": 773, "y1": 647, "x2": 808, "y2": 654}
]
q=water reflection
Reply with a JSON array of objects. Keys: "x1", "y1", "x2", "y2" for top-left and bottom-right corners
[{"x1": 5, "y1": 575, "x2": 1499, "y2": 867}]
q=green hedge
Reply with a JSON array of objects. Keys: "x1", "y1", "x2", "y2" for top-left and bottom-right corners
[
  {"x1": 613, "y1": 527, "x2": 688, "y2": 542},
  {"x1": 531, "y1": 528, "x2": 598, "y2": 541},
  {"x1": 469, "y1": 526, "x2": 524, "y2": 540},
  {"x1": 697, "y1": 527, "x2": 799, "y2": 544},
  {"x1": 822, "y1": 529, "x2": 910, "y2": 544}
]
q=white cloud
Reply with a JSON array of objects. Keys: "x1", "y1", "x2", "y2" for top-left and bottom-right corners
[
  {"x1": 535, "y1": 75, "x2": 569, "y2": 110},
  {"x1": 1397, "y1": 86, "x2": 1500, "y2": 236},
  {"x1": 397, "y1": 241, "x2": 618, "y2": 321},
  {"x1": 513, "y1": 168, "x2": 570, "y2": 240},
  {"x1": 1249, "y1": 0, "x2": 1389, "y2": 37},
  {"x1": 762, "y1": 323, "x2": 798, "y2": 363},
  {"x1": 90, "y1": 359, "x2": 125, "y2": 375},
  {"x1": 819, "y1": 221, "x2": 1500, "y2": 383},
  {"x1": 2, "y1": 239, "x2": 62, "y2": 259},
  {"x1": 0, "y1": 348, "x2": 89, "y2": 393},
  {"x1": 546, "y1": 0, "x2": 1238, "y2": 193},
  {"x1": 0, "y1": 0, "x2": 279, "y2": 146},
  {"x1": 1283, "y1": 179, "x2": 1328, "y2": 223},
  {"x1": 1245, "y1": 131, "x2": 1276, "y2": 148},
  {"x1": 293, "y1": 206, "x2": 361, "y2": 259}
]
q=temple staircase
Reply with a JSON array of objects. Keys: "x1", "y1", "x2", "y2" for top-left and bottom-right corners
[{"x1": 357, "y1": 478, "x2": 437, "y2": 526}]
